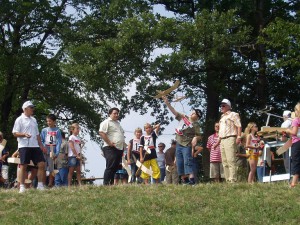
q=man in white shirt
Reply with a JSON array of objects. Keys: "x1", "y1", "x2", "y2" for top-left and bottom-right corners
[
  {"x1": 99, "y1": 108, "x2": 125, "y2": 185},
  {"x1": 12, "y1": 101, "x2": 47, "y2": 193}
]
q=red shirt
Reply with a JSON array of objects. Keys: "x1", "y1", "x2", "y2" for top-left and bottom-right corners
[{"x1": 206, "y1": 133, "x2": 222, "y2": 163}]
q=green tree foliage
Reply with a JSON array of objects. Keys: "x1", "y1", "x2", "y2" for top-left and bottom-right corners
[
  {"x1": 261, "y1": 17, "x2": 300, "y2": 69},
  {"x1": 151, "y1": 0, "x2": 300, "y2": 124},
  {"x1": 0, "y1": 0, "x2": 103, "y2": 143},
  {"x1": 61, "y1": 1, "x2": 161, "y2": 124}
]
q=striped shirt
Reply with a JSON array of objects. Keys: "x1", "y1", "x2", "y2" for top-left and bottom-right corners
[
  {"x1": 219, "y1": 111, "x2": 241, "y2": 138},
  {"x1": 206, "y1": 133, "x2": 222, "y2": 162}
]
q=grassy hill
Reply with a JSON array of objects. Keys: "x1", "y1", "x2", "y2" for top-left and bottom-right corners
[{"x1": 0, "y1": 182, "x2": 299, "y2": 225}]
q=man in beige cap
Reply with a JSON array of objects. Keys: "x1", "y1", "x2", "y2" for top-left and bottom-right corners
[{"x1": 219, "y1": 99, "x2": 242, "y2": 183}]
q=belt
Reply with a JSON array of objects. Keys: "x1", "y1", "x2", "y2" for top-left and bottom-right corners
[{"x1": 220, "y1": 135, "x2": 237, "y2": 140}]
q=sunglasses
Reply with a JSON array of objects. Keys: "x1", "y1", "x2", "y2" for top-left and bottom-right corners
[
  {"x1": 158, "y1": 146, "x2": 164, "y2": 148},
  {"x1": 220, "y1": 105, "x2": 226, "y2": 108}
]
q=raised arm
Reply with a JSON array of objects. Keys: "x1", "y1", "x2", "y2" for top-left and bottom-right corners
[
  {"x1": 162, "y1": 96, "x2": 179, "y2": 117},
  {"x1": 154, "y1": 124, "x2": 160, "y2": 134}
]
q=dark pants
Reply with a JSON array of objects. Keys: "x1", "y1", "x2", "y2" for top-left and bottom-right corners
[
  {"x1": 130, "y1": 164, "x2": 138, "y2": 183},
  {"x1": 129, "y1": 152, "x2": 140, "y2": 183},
  {"x1": 291, "y1": 141, "x2": 300, "y2": 175},
  {"x1": 103, "y1": 146, "x2": 123, "y2": 185}
]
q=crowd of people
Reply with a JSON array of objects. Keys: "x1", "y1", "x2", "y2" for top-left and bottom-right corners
[
  {"x1": 0, "y1": 98, "x2": 300, "y2": 193},
  {"x1": 99, "y1": 98, "x2": 299, "y2": 188}
]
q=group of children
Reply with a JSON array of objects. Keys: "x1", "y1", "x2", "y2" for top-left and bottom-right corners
[
  {"x1": 123, "y1": 123, "x2": 203, "y2": 185},
  {"x1": 0, "y1": 114, "x2": 84, "y2": 189},
  {"x1": 39, "y1": 116, "x2": 83, "y2": 187},
  {"x1": 115, "y1": 124, "x2": 162, "y2": 185}
]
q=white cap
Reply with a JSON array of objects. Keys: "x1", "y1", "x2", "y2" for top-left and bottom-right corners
[
  {"x1": 22, "y1": 101, "x2": 35, "y2": 110},
  {"x1": 221, "y1": 99, "x2": 231, "y2": 108},
  {"x1": 283, "y1": 110, "x2": 291, "y2": 117}
]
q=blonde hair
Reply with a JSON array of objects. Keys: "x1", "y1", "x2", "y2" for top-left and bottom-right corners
[
  {"x1": 69, "y1": 123, "x2": 79, "y2": 135},
  {"x1": 143, "y1": 123, "x2": 152, "y2": 131},
  {"x1": 135, "y1": 127, "x2": 142, "y2": 134},
  {"x1": 294, "y1": 103, "x2": 300, "y2": 118},
  {"x1": 244, "y1": 122, "x2": 257, "y2": 136}
]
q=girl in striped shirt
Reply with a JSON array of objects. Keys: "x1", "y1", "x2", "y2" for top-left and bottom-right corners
[{"x1": 206, "y1": 122, "x2": 224, "y2": 182}]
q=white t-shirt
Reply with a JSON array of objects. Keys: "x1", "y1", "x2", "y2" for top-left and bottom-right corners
[
  {"x1": 281, "y1": 119, "x2": 292, "y2": 128},
  {"x1": 99, "y1": 118, "x2": 125, "y2": 150},
  {"x1": 12, "y1": 113, "x2": 39, "y2": 148},
  {"x1": 68, "y1": 135, "x2": 81, "y2": 157}
]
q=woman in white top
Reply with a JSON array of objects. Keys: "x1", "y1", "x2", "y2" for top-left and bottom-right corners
[{"x1": 68, "y1": 123, "x2": 82, "y2": 186}]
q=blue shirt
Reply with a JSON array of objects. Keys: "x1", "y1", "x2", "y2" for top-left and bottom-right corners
[{"x1": 40, "y1": 127, "x2": 62, "y2": 156}]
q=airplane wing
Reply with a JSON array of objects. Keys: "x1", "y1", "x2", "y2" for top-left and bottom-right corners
[{"x1": 153, "y1": 80, "x2": 180, "y2": 99}]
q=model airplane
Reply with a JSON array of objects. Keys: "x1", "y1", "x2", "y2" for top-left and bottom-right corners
[{"x1": 153, "y1": 80, "x2": 180, "y2": 99}]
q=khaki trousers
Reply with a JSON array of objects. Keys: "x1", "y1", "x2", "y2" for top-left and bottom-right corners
[
  {"x1": 166, "y1": 165, "x2": 179, "y2": 184},
  {"x1": 220, "y1": 137, "x2": 238, "y2": 182}
]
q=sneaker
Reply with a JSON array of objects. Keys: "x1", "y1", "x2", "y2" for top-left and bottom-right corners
[
  {"x1": 188, "y1": 181, "x2": 196, "y2": 186},
  {"x1": 19, "y1": 187, "x2": 26, "y2": 193},
  {"x1": 182, "y1": 180, "x2": 190, "y2": 185},
  {"x1": 37, "y1": 186, "x2": 45, "y2": 191}
]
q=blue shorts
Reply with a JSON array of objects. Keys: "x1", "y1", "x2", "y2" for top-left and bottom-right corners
[{"x1": 68, "y1": 157, "x2": 80, "y2": 167}]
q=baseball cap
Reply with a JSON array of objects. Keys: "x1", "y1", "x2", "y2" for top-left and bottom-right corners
[
  {"x1": 193, "y1": 108, "x2": 202, "y2": 119},
  {"x1": 22, "y1": 101, "x2": 35, "y2": 110},
  {"x1": 283, "y1": 110, "x2": 291, "y2": 117},
  {"x1": 221, "y1": 99, "x2": 231, "y2": 108}
]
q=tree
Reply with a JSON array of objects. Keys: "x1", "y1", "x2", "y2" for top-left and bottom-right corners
[{"x1": 0, "y1": 1, "x2": 120, "y2": 142}]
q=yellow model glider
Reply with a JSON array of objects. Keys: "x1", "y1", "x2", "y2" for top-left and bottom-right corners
[{"x1": 153, "y1": 80, "x2": 180, "y2": 99}]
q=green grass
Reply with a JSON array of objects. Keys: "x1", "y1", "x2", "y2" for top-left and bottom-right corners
[{"x1": 0, "y1": 182, "x2": 299, "y2": 225}]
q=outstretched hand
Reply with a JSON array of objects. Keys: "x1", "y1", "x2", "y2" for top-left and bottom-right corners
[{"x1": 161, "y1": 95, "x2": 168, "y2": 103}]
